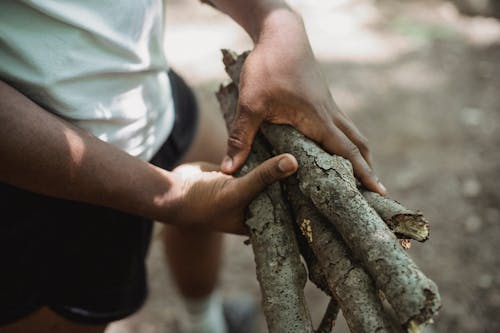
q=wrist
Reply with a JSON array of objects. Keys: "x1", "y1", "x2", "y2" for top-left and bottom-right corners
[
  {"x1": 149, "y1": 168, "x2": 186, "y2": 223},
  {"x1": 246, "y1": 3, "x2": 303, "y2": 42},
  {"x1": 207, "y1": 1, "x2": 304, "y2": 43}
]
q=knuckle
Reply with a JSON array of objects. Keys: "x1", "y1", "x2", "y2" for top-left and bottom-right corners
[
  {"x1": 331, "y1": 113, "x2": 342, "y2": 126},
  {"x1": 227, "y1": 135, "x2": 248, "y2": 151},
  {"x1": 345, "y1": 144, "x2": 361, "y2": 159},
  {"x1": 357, "y1": 137, "x2": 370, "y2": 154},
  {"x1": 257, "y1": 167, "x2": 275, "y2": 187},
  {"x1": 238, "y1": 94, "x2": 268, "y2": 119},
  {"x1": 319, "y1": 124, "x2": 335, "y2": 144},
  {"x1": 358, "y1": 161, "x2": 375, "y2": 179},
  {"x1": 238, "y1": 98, "x2": 260, "y2": 116},
  {"x1": 216, "y1": 178, "x2": 234, "y2": 201},
  {"x1": 364, "y1": 165, "x2": 375, "y2": 178}
]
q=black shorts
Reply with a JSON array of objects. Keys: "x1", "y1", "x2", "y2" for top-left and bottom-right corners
[{"x1": 0, "y1": 70, "x2": 198, "y2": 325}]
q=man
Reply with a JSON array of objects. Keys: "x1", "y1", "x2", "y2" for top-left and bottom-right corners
[{"x1": 0, "y1": 1, "x2": 385, "y2": 332}]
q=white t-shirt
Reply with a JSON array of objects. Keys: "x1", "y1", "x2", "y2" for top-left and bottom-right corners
[{"x1": 0, "y1": 0, "x2": 175, "y2": 161}]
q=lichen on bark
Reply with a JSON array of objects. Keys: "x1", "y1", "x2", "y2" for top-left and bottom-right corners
[{"x1": 261, "y1": 124, "x2": 441, "y2": 328}]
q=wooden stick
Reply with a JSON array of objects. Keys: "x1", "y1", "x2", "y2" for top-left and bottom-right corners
[
  {"x1": 219, "y1": 49, "x2": 441, "y2": 331},
  {"x1": 216, "y1": 83, "x2": 314, "y2": 333},
  {"x1": 261, "y1": 123, "x2": 441, "y2": 328},
  {"x1": 361, "y1": 190, "x2": 430, "y2": 242},
  {"x1": 286, "y1": 177, "x2": 398, "y2": 332}
]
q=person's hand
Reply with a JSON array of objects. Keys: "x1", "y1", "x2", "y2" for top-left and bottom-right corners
[
  {"x1": 220, "y1": 11, "x2": 386, "y2": 195},
  {"x1": 165, "y1": 153, "x2": 298, "y2": 234}
]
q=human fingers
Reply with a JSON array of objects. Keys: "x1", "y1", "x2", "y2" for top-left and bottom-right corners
[
  {"x1": 212, "y1": 154, "x2": 297, "y2": 235},
  {"x1": 221, "y1": 103, "x2": 263, "y2": 174},
  {"x1": 232, "y1": 153, "x2": 298, "y2": 204},
  {"x1": 332, "y1": 113, "x2": 373, "y2": 166},
  {"x1": 318, "y1": 121, "x2": 386, "y2": 195}
]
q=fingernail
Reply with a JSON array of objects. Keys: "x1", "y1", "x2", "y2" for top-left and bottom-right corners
[
  {"x1": 278, "y1": 156, "x2": 295, "y2": 173},
  {"x1": 222, "y1": 156, "x2": 233, "y2": 171},
  {"x1": 378, "y1": 180, "x2": 387, "y2": 194}
]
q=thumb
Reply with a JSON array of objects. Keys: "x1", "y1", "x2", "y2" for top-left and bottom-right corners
[
  {"x1": 235, "y1": 154, "x2": 298, "y2": 203},
  {"x1": 221, "y1": 105, "x2": 262, "y2": 174}
]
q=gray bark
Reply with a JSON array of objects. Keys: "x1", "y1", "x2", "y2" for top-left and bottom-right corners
[
  {"x1": 361, "y1": 190, "x2": 429, "y2": 242},
  {"x1": 294, "y1": 222, "x2": 332, "y2": 297},
  {"x1": 261, "y1": 123, "x2": 441, "y2": 328},
  {"x1": 286, "y1": 178, "x2": 398, "y2": 333},
  {"x1": 216, "y1": 82, "x2": 314, "y2": 333},
  {"x1": 218, "y1": 49, "x2": 441, "y2": 331}
]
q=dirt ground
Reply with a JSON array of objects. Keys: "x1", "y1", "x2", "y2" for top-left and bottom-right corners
[{"x1": 106, "y1": 1, "x2": 500, "y2": 332}]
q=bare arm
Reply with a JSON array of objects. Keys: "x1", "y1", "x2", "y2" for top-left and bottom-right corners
[
  {"x1": 204, "y1": 0, "x2": 386, "y2": 194},
  {"x1": 0, "y1": 80, "x2": 176, "y2": 219},
  {"x1": 0, "y1": 80, "x2": 297, "y2": 233},
  {"x1": 202, "y1": 0, "x2": 290, "y2": 42}
]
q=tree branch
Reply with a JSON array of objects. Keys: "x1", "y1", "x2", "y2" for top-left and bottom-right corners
[
  {"x1": 286, "y1": 177, "x2": 398, "y2": 332},
  {"x1": 360, "y1": 190, "x2": 429, "y2": 242},
  {"x1": 218, "y1": 49, "x2": 441, "y2": 331},
  {"x1": 216, "y1": 82, "x2": 314, "y2": 333},
  {"x1": 261, "y1": 123, "x2": 441, "y2": 328}
]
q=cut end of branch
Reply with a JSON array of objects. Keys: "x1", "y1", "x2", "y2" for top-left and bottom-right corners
[
  {"x1": 391, "y1": 214, "x2": 430, "y2": 242},
  {"x1": 404, "y1": 287, "x2": 441, "y2": 330},
  {"x1": 361, "y1": 190, "x2": 431, "y2": 242}
]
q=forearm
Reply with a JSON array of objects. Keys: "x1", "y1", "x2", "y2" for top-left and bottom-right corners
[
  {"x1": 0, "y1": 80, "x2": 176, "y2": 221},
  {"x1": 205, "y1": 0, "x2": 303, "y2": 43}
]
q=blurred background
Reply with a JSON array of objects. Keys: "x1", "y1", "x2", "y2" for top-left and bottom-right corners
[{"x1": 107, "y1": 0, "x2": 500, "y2": 332}]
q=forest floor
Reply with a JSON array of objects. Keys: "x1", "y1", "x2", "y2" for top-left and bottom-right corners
[{"x1": 106, "y1": 0, "x2": 500, "y2": 332}]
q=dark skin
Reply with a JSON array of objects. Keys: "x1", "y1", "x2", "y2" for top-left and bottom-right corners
[
  {"x1": 210, "y1": 0, "x2": 386, "y2": 195},
  {"x1": 0, "y1": 1, "x2": 384, "y2": 332},
  {"x1": 0, "y1": 79, "x2": 298, "y2": 235},
  {"x1": 0, "y1": 2, "x2": 384, "y2": 239}
]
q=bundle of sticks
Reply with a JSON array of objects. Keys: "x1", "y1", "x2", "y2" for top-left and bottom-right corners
[{"x1": 215, "y1": 50, "x2": 441, "y2": 333}]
